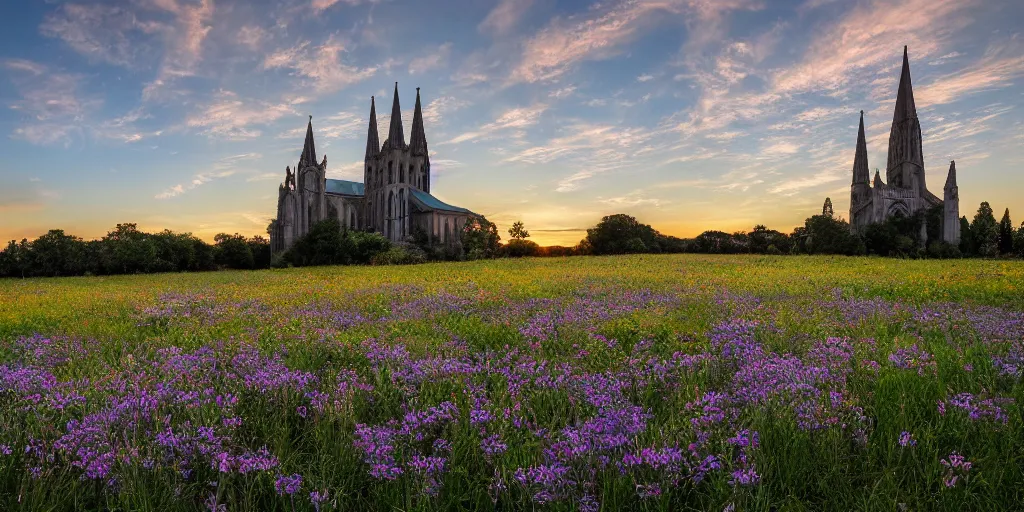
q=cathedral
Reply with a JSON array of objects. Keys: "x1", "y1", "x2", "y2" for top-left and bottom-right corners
[
  {"x1": 848, "y1": 47, "x2": 960, "y2": 245},
  {"x1": 270, "y1": 84, "x2": 476, "y2": 254}
]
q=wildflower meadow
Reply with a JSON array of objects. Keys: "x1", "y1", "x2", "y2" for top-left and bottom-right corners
[{"x1": 1, "y1": 254, "x2": 1023, "y2": 511}]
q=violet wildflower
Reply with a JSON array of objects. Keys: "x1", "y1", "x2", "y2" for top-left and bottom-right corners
[
  {"x1": 275, "y1": 473, "x2": 303, "y2": 495},
  {"x1": 940, "y1": 452, "x2": 972, "y2": 488},
  {"x1": 309, "y1": 490, "x2": 329, "y2": 511},
  {"x1": 0, "y1": 445, "x2": 11, "y2": 456},
  {"x1": 897, "y1": 431, "x2": 916, "y2": 447}
]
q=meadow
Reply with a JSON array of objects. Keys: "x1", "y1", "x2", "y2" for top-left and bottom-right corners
[{"x1": 1, "y1": 254, "x2": 1023, "y2": 511}]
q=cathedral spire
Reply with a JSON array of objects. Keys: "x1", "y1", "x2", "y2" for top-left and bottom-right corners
[
  {"x1": 387, "y1": 82, "x2": 405, "y2": 148},
  {"x1": 365, "y1": 96, "x2": 380, "y2": 160},
  {"x1": 298, "y1": 115, "x2": 317, "y2": 169},
  {"x1": 886, "y1": 46, "x2": 925, "y2": 190},
  {"x1": 893, "y1": 46, "x2": 918, "y2": 123},
  {"x1": 874, "y1": 169, "x2": 883, "y2": 187},
  {"x1": 410, "y1": 87, "x2": 428, "y2": 156},
  {"x1": 852, "y1": 110, "x2": 870, "y2": 184},
  {"x1": 945, "y1": 160, "x2": 957, "y2": 189}
]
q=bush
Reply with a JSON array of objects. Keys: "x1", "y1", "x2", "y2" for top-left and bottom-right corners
[
  {"x1": 370, "y1": 243, "x2": 426, "y2": 265},
  {"x1": 505, "y1": 239, "x2": 541, "y2": 258}
]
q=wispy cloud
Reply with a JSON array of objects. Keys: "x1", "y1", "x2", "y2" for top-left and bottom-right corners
[
  {"x1": 448, "y1": 104, "x2": 548, "y2": 144},
  {"x1": 479, "y1": 0, "x2": 534, "y2": 36},
  {"x1": 263, "y1": 35, "x2": 377, "y2": 94},
  {"x1": 917, "y1": 44, "x2": 1024, "y2": 107},
  {"x1": 187, "y1": 91, "x2": 295, "y2": 140},
  {"x1": 156, "y1": 153, "x2": 261, "y2": 199},
  {"x1": 3, "y1": 59, "x2": 98, "y2": 146},
  {"x1": 409, "y1": 43, "x2": 453, "y2": 75}
]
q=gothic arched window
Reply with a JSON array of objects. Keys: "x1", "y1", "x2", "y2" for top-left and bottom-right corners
[
  {"x1": 388, "y1": 162, "x2": 393, "y2": 184},
  {"x1": 400, "y1": 165, "x2": 405, "y2": 184}
]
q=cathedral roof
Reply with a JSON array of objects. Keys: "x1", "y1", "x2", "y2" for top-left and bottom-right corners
[
  {"x1": 298, "y1": 116, "x2": 317, "y2": 169},
  {"x1": 410, "y1": 88, "x2": 428, "y2": 157},
  {"x1": 325, "y1": 179, "x2": 365, "y2": 196},
  {"x1": 387, "y1": 82, "x2": 405, "y2": 148},
  {"x1": 409, "y1": 189, "x2": 473, "y2": 214}
]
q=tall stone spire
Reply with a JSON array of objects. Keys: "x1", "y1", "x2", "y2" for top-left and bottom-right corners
[
  {"x1": 943, "y1": 160, "x2": 960, "y2": 244},
  {"x1": 410, "y1": 87, "x2": 428, "y2": 156},
  {"x1": 853, "y1": 111, "x2": 870, "y2": 185},
  {"x1": 365, "y1": 96, "x2": 380, "y2": 160},
  {"x1": 849, "y1": 111, "x2": 873, "y2": 228},
  {"x1": 886, "y1": 46, "x2": 925, "y2": 191},
  {"x1": 387, "y1": 82, "x2": 404, "y2": 148},
  {"x1": 298, "y1": 115, "x2": 317, "y2": 169}
]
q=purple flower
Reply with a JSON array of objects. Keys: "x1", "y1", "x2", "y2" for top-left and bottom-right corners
[
  {"x1": 0, "y1": 445, "x2": 11, "y2": 456},
  {"x1": 310, "y1": 490, "x2": 329, "y2": 511},
  {"x1": 636, "y1": 483, "x2": 661, "y2": 498},
  {"x1": 898, "y1": 431, "x2": 916, "y2": 448},
  {"x1": 940, "y1": 452, "x2": 972, "y2": 488},
  {"x1": 275, "y1": 473, "x2": 303, "y2": 496}
]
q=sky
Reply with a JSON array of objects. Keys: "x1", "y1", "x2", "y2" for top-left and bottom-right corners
[{"x1": 1, "y1": 0, "x2": 1023, "y2": 247}]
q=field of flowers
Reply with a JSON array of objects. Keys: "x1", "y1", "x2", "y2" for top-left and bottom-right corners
[{"x1": 1, "y1": 254, "x2": 1023, "y2": 511}]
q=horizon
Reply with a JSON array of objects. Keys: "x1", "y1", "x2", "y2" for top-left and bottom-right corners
[{"x1": 2, "y1": 0, "x2": 1023, "y2": 247}]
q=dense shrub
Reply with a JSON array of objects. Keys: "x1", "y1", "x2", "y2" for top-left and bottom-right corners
[{"x1": 504, "y1": 239, "x2": 541, "y2": 257}]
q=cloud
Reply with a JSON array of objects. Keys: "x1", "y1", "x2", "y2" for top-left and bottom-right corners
[
  {"x1": 236, "y1": 25, "x2": 268, "y2": 50},
  {"x1": 917, "y1": 45, "x2": 1024, "y2": 107},
  {"x1": 549, "y1": 86, "x2": 577, "y2": 99},
  {"x1": 155, "y1": 153, "x2": 259, "y2": 199},
  {"x1": 409, "y1": 43, "x2": 453, "y2": 75},
  {"x1": 311, "y1": 0, "x2": 366, "y2": 13},
  {"x1": 511, "y1": 0, "x2": 762, "y2": 83},
  {"x1": 40, "y1": 3, "x2": 164, "y2": 68},
  {"x1": 278, "y1": 111, "x2": 364, "y2": 140},
  {"x1": 772, "y1": 0, "x2": 976, "y2": 96},
  {"x1": 637, "y1": 73, "x2": 654, "y2": 82},
  {"x1": 3, "y1": 59, "x2": 99, "y2": 146},
  {"x1": 421, "y1": 96, "x2": 469, "y2": 126},
  {"x1": 329, "y1": 160, "x2": 365, "y2": 180},
  {"x1": 768, "y1": 170, "x2": 844, "y2": 195},
  {"x1": 263, "y1": 35, "x2": 377, "y2": 94},
  {"x1": 479, "y1": 0, "x2": 534, "y2": 36},
  {"x1": 448, "y1": 104, "x2": 548, "y2": 144},
  {"x1": 187, "y1": 91, "x2": 295, "y2": 140},
  {"x1": 138, "y1": 0, "x2": 216, "y2": 100},
  {"x1": 599, "y1": 190, "x2": 666, "y2": 208}
]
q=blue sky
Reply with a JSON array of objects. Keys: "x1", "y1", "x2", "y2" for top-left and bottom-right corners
[{"x1": 1, "y1": 0, "x2": 1023, "y2": 246}]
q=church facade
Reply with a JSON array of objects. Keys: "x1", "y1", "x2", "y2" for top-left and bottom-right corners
[
  {"x1": 848, "y1": 47, "x2": 960, "y2": 245},
  {"x1": 270, "y1": 84, "x2": 476, "y2": 254}
]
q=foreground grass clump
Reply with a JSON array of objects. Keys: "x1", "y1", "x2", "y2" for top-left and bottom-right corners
[{"x1": 1, "y1": 254, "x2": 1024, "y2": 511}]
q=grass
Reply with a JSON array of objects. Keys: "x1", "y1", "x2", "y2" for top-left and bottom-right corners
[{"x1": 1, "y1": 254, "x2": 1023, "y2": 511}]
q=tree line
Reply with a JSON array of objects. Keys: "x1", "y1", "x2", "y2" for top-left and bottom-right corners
[
  {"x1": 3, "y1": 199, "x2": 1023, "y2": 278},
  {"x1": 0, "y1": 224, "x2": 271, "y2": 278}
]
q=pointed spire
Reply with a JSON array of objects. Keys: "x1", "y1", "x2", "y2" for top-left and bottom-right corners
[
  {"x1": 893, "y1": 46, "x2": 918, "y2": 123},
  {"x1": 874, "y1": 169, "x2": 883, "y2": 187},
  {"x1": 852, "y1": 110, "x2": 870, "y2": 184},
  {"x1": 387, "y1": 82, "x2": 405, "y2": 148},
  {"x1": 945, "y1": 160, "x2": 957, "y2": 189},
  {"x1": 410, "y1": 87, "x2": 428, "y2": 156},
  {"x1": 298, "y1": 115, "x2": 317, "y2": 169},
  {"x1": 365, "y1": 96, "x2": 380, "y2": 160}
]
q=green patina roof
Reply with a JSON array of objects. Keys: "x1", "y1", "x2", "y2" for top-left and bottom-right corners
[
  {"x1": 410, "y1": 189, "x2": 473, "y2": 214},
  {"x1": 325, "y1": 179, "x2": 365, "y2": 196}
]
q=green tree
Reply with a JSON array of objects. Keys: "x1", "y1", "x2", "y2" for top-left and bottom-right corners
[
  {"x1": 998, "y1": 208, "x2": 1014, "y2": 255},
  {"x1": 959, "y1": 216, "x2": 975, "y2": 256},
  {"x1": 584, "y1": 214, "x2": 661, "y2": 255},
  {"x1": 247, "y1": 236, "x2": 272, "y2": 269},
  {"x1": 971, "y1": 202, "x2": 998, "y2": 257},
  {"x1": 214, "y1": 233, "x2": 255, "y2": 269},
  {"x1": 1014, "y1": 221, "x2": 1024, "y2": 257},
  {"x1": 462, "y1": 216, "x2": 501, "y2": 260},
  {"x1": 101, "y1": 223, "x2": 158, "y2": 274},
  {"x1": 31, "y1": 229, "x2": 87, "y2": 276},
  {"x1": 0, "y1": 239, "x2": 33, "y2": 278},
  {"x1": 748, "y1": 225, "x2": 791, "y2": 254},
  {"x1": 508, "y1": 221, "x2": 530, "y2": 240},
  {"x1": 803, "y1": 215, "x2": 865, "y2": 256}
]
